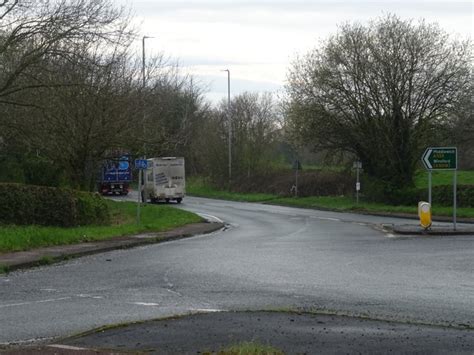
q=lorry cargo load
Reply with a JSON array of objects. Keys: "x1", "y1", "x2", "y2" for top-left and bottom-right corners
[
  {"x1": 98, "y1": 155, "x2": 132, "y2": 195},
  {"x1": 142, "y1": 157, "x2": 185, "y2": 203}
]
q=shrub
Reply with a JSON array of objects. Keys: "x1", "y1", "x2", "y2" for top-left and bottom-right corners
[
  {"x1": 362, "y1": 177, "x2": 474, "y2": 207},
  {"x1": 0, "y1": 183, "x2": 110, "y2": 227},
  {"x1": 75, "y1": 191, "x2": 111, "y2": 226},
  {"x1": 429, "y1": 185, "x2": 474, "y2": 208}
]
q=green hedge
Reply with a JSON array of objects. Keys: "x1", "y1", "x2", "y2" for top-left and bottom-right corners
[
  {"x1": 362, "y1": 178, "x2": 474, "y2": 207},
  {"x1": 0, "y1": 183, "x2": 110, "y2": 227}
]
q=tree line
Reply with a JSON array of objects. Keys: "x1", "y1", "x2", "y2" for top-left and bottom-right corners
[{"x1": 0, "y1": 1, "x2": 471, "y2": 197}]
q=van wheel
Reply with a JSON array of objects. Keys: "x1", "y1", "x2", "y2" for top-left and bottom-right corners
[{"x1": 176, "y1": 198, "x2": 182, "y2": 204}]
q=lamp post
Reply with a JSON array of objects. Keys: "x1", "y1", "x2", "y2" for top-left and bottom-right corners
[
  {"x1": 141, "y1": 35, "x2": 153, "y2": 158},
  {"x1": 142, "y1": 36, "x2": 153, "y2": 89},
  {"x1": 222, "y1": 69, "x2": 231, "y2": 185},
  {"x1": 138, "y1": 35, "x2": 153, "y2": 211}
]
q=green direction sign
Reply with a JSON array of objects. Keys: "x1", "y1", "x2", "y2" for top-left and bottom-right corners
[{"x1": 422, "y1": 147, "x2": 457, "y2": 170}]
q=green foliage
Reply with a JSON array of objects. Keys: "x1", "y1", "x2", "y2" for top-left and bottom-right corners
[
  {"x1": 187, "y1": 177, "x2": 276, "y2": 202},
  {"x1": 285, "y1": 15, "x2": 472, "y2": 189},
  {"x1": 0, "y1": 200, "x2": 202, "y2": 253},
  {"x1": 0, "y1": 183, "x2": 109, "y2": 227},
  {"x1": 219, "y1": 341, "x2": 284, "y2": 355},
  {"x1": 0, "y1": 264, "x2": 9, "y2": 274},
  {"x1": 75, "y1": 191, "x2": 111, "y2": 226},
  {"x1": 362, "y1": 175, "x2": 474, "y2": 207},
  {"x1": 362, "y1": 177, "x2": 420, "y2": 205},
  {"x1": 415, "y1": 170, "x2": 474, "y2": 188},
  {"x1": 430, "y1": 185, "x2": 474, "y2": 207},
  {"x1": 22, "y1": 156, "x2": 65, "y2": 187}
]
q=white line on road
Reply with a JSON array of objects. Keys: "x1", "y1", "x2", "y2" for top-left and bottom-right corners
[
  {"x1": 0, "y1": 297, "x2": 71, "y2": 308},
  {"x1": 314, "y1": 217, "x2": 341, "y2": 222},
  {"x1": 191, "y1": 308, "x2": 223, "y2": 313},
  {"x1": 75, "y1": 294, "x2": 104, "y2": 299},
  {"x1": 130, "y1": 302, "x2": 160, "y2": 306},
  {"x1": 48, "y1": 344, "x2": 91, "y2": 351},
  {"x1": 196, "y1": 213, "x2": 224, "y2": 224}
]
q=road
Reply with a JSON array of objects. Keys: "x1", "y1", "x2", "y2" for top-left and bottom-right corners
[{"x1": 0, "y1": 196, "x2": 473, "y2": 345}]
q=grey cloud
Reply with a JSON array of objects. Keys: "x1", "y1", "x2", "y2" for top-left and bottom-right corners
[{"x1": 132, "y1": 1, "x2": 472, "y2": 17}]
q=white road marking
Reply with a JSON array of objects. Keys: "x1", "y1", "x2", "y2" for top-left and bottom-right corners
[
  {"x1": 196, "y1": 213, "x2": 224, "y2": 224},
  {"x1": 76, "y1": 294, "x2": 104, "y2": 299},
  {"x1": 48, "y1": 344, "x2": 91, "y2": 351},
  {"x1": 191, "y1": 308, "x2": 222, "y2": 313},
  {"x1": 130, "y1": 302, "x2": 160, "y2": 306},
  {"x1": 0, "y1": 297, "x2": 71, "y2": 308},
  {"x1": 314, "y1": 217, "x2": 341, "y2": 222}
]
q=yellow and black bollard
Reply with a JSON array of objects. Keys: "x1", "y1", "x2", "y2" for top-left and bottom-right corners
[{"x1": 418, "y1": 201, "x2": 432, "y2": 230}]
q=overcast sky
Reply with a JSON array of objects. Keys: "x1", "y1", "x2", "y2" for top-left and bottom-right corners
[{"x1": 120, "y1": 0, "x2": 473, "y2": 104}]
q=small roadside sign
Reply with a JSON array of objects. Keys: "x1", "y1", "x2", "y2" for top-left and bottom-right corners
[
  {"x1": 422, "y1": 147, "x2": 457, "y2": 170},
  {"x1": 421, "y1": 147, "x2": 458, "y2": 231},
  {"x1": 135, "y1": 159, "x2": 148, "y2": 170}
]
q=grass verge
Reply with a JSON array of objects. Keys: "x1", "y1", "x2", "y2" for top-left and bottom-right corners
[
  {"x1": 0, "y1": 200, "x2": 202, "y2": 253},
  {"x1": 269, "y1": 196, "x2": 474, "y2": 218},
  {"x1": 219, "y1": 341, "x2": 284, "y2": 355},
  {"x1": 187, "y1": 180, "x2": 474, "y2": 219},
  {"x1": 415, "y1": 170, "x2": 474, "y2": 188},
  {"x1": 187, "y1": 177, "x2": 275, "y2": 202}
]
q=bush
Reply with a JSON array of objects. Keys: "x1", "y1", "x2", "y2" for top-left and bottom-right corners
[
  {"x1": 362, "y1": 177, "x2": 474, "y2": 207},
  {"x1": 0, "y1": 183, "x2": 110, "y2": 227},
  {"x1": 362, "y1": 178, "x2": 421, "y2": 205},
  {"x1": 429, "y1": 185, "x2": 474, "y2": 208}
]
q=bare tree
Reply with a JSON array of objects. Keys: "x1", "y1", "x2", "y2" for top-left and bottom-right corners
[
  {"x1": 192, "y1": 92, "x2": 280, "y2": 184},
  {"x1": 285, "y1": 15, "x2": 472, "y2": 189},
  {"x1": 0, "y1": 0, "x2": 133, "y2": 105}
]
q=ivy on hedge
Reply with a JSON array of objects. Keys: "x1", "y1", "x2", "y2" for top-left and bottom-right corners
[{"x1": 0, "y1": 183, "x2": 110, "y2": 227}]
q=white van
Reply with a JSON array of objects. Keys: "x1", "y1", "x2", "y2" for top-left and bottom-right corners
[{"x1": 142, "y1": 157, "x2": 185, "y2": 203}]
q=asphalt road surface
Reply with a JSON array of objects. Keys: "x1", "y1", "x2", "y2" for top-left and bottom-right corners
[{"x1": 0, "y1": 196, "x2": 473, "y2": 346}]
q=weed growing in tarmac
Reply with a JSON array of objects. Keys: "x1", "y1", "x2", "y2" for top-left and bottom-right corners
[
  {"x1": 38, "y1": 256, "x2": 54, "y2": 265},
  {"x1": 0, "y1": 264, "x2": 9, "y2": 274},
  {"x1": 218, "y1": 341, "x2": 283, "y2": 355}
]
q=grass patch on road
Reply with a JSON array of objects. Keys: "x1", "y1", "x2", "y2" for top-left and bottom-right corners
[
  {"x1": 0, "y1": 200, "x2": 202, "y2": 253},
  {"x1": 219, "y1": 341, "x2": 284, "y2": 355}
]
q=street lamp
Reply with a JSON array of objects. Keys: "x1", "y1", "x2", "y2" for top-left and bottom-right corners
[
  {"x1": 141, "y1": 36, "x2": 154, "y2": 157},
  {"x1": 222, "y1": 69, "x2": 231, "y2": 185},
  {"x1": 138, "y1": 35, "x2": 154, "y2": 213},
  {"x1": 142, "y1": 36, "x2": 154, "y2": 89}
]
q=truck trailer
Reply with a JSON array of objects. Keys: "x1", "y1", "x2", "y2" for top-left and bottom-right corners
[
  {"x1": 98, "y1": 155, "x2": 132, "y2": 195},
  {"x1": 141, "y1": 157, "x2": 185, "y2": 203}
]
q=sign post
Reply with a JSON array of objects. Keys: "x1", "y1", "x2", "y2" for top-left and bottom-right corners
[
  {"x1": 135, "y1": 159, "x2": 148, "y2": 224},
  {"x1": 421, "y1": 147, "x2": 457, "y2": 230},
  {"x1": 353, "y1": 161, "x2": 362, "y2": 204},
  {"x1": 292, "y1": 160, "x2": 302, "y2": 197}
]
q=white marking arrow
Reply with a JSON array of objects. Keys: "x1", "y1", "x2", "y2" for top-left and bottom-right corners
[{"x1": 422, "y1": 148, "x2": 433, "y2": 170}]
